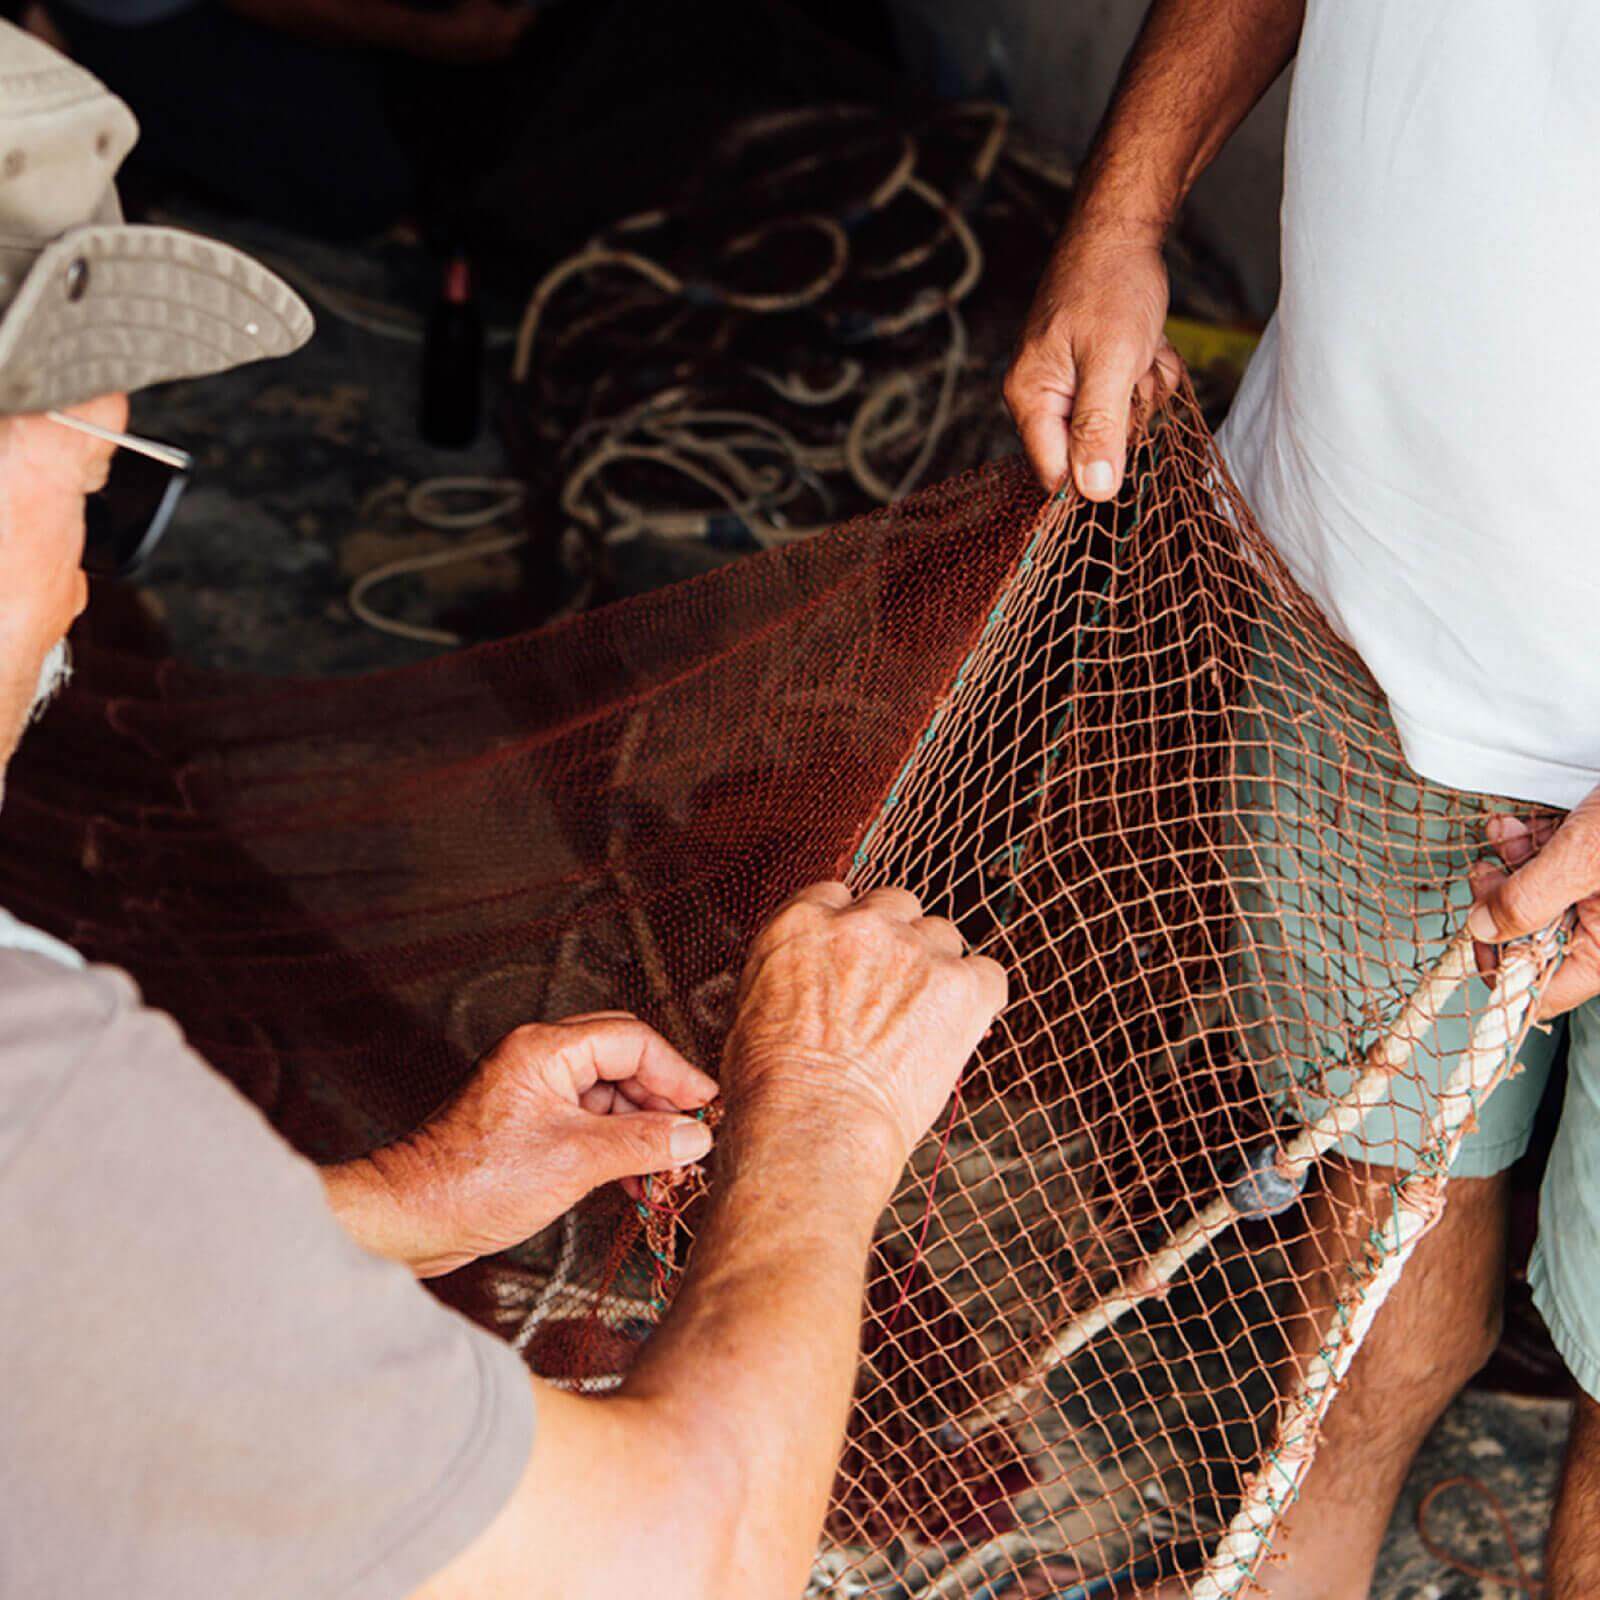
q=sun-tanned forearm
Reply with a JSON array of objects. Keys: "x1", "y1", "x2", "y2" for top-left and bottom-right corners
[
  {"x1": 1008, "y1": 0, "x2": 1305, "y2": 497},
  {"x1": 620, "y1": 1093, "x2": 896, "y2": 1597},
  {"x1": 1072, "y1": 0, "x2": 1306, "y2": 244},
  {"x1": 427, "y1": 1105, "x2": 896, "y2": 1600}
]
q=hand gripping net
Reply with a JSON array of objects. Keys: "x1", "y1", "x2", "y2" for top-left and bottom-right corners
[{"x1": 0, "y1": 386, "x2": 1563, "y2": 1596}]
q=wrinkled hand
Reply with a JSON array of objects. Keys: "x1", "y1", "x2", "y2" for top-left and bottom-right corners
[
  {"x1": 327, "y1": 1013, "x2": 717, "y2": 1275},
  {"x1": 723, "y1": 883, "x2": 1008, "y2": 1181},
  {"x1": 1004, "y1": 227, "x2": 1182, "y2": 500},
  {"x1": 408, "y1": 0, "x2": 535, "y2": 64},
  {"x1": 1468, "y1": 787, "x2": 1600, "y2": 1017}
]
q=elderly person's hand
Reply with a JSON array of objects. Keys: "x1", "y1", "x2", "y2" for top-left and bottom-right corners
[
  {"x1": 325, "y1": 1013, "x2": 717, "y2": 1276},
  {"x1": 325, "y1": 881, "x2": 1006, "y2": 1275},
  {"x1": 721, "y1": 882, "x2": 1008, "y2": 1185},
  {"x1": 1004, "y1": 224, "x2": 1183, "y2": 500},
  {"x1": 1469, "y1": 785, "x2": 1600, "y2": 1017}
]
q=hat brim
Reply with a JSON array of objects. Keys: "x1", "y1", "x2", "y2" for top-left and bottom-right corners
[{"x1": 0, "y1": 222, "x2": 314, "y2": 415}]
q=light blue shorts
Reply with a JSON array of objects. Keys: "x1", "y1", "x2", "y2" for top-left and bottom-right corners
[{"x1": 1231, "y1": 622, "x2": 1600, "y2": 1399}]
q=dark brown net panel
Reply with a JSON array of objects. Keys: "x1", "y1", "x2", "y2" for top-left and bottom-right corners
[{"x1": 0, "y1": 388, "x2": 1561, "y2": 1597}]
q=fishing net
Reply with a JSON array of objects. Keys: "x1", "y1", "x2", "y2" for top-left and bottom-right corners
[{"x1": 0, "y1": 384, "x2": 1563, "y2": 1596}]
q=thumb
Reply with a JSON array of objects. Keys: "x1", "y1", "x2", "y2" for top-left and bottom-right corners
[
  {"x1": 1068, "y1": 342, "x2": 1142, "y2": 502},
  {"x1": 579, "y1": 1113, "x2": 713, "y2": 1186}
]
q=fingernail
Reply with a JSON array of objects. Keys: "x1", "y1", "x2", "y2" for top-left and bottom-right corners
[
  {"x1": 1082, "y1": 460, "x2": 1114, "y2": 497},
  {"x1": 670, "y1": 1121, "x2": 713, "y2": 1162},
  {"x1": 1467, "y1": 903, "x2": 1498, "y2": 942}
]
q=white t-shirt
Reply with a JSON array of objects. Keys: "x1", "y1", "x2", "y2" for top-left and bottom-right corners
[{"x1": 1219, "y1": 0, "x2": 1600, "y2": 811}]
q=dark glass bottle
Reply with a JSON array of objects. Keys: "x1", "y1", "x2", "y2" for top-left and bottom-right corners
[{"x1": 420, "y1": 252, "x2": 483, "y2": 449}]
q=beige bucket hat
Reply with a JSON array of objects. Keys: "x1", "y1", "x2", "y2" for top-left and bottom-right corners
[{"x1": 0, "y1": 20, "x2": 312, "y2": 415}]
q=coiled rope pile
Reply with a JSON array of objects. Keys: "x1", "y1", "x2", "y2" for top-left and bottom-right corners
[{"x1": 352, "y1": 99, "x2": 1242, "y2": 644}]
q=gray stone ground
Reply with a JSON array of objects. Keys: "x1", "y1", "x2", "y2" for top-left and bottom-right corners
[
  {"x1": 119, "y1": 209, "x2": 1569, "y2": 1600},
  {"x1": 124, "y1": 213, "x2": 517, "y2": 677},
  {"x1": 1371, "y1": 1390, "x2": 1565, "y2": 1598}
]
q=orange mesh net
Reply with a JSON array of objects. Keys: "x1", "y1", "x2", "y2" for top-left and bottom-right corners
[{"x1": 0, "y1": 387, "x2": 1563, "y2": 1597}]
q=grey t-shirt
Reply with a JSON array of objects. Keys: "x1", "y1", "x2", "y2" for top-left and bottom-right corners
[{"x1": 0, "y1": 930, "x2": 534, "y2": 1598}]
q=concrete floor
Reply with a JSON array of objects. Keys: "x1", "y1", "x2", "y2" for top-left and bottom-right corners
[{"x1": 1371, "y1": 1389, "x2": 1565, "y2": 1597}]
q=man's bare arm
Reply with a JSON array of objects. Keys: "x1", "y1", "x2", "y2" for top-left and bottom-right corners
[
  {"x1": 1006, "y1": 0, "x2": 1305, "y2": 496},
  {"x1": 415, "y1": 885, "x2": 1007, "y2": 1600}
]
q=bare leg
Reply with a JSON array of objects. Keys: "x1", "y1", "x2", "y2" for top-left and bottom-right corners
[
  {"x1": 1548, "y1": 1393, "x2": 1600, "y2": 1596},
  {"x1": 1252, "y1": 1162, "x2": 1508, "y2": 1597},
  {"x1": 1146, "y1": 1159, "x2": 1508, "y2": 1598}
]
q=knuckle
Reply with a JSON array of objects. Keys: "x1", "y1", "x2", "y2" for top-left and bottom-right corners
[
  {"x1": 583, "y1": 1119, "x2": 653, "y2": 1175},
  {"x1": 795, "y1": 877, "x2": 845, "y2": 898},
  {"x1": 1107, "y1": 332, "x2": 1158, "y2": 369},
  {"x1": 1495, "y1": 874, "x2": 1541, "y2": 933},
  {"x1": 761, "y1": 902, "x2": 813, "y2": 940},
  {"x1": 865, "y1": 885, "x2": 921, "y2": 912},
  {"x1": 617, "y1": 1122, "x2": 665, "y2": 1164},
  {"x1": 1097, "y1": 333, "x2": 1147, "y2": 371},
  {"x1": 1002, "y1": 369, "x2": 1044, "y2": 420},
  {"x1": 964, "y1": 959, "x2": 1008, "y2": 1014},
  {"x1": 1069, "y1": 405, "x2": 1120, "y2": 444},
  {"x1": 832, "y1": 914, "x2": 886, "y2": 952},
  {"x1": 974, "y1": 954, "x2": 1009, "y2": 997},
  {"x1": 506, "y1": 1021, "x2": 553, "y2": 1053}
]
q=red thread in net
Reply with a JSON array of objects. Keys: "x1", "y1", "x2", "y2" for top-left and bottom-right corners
[{"x1": 883, "y1": 1077, "x2": 963, "y2": 1333}]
